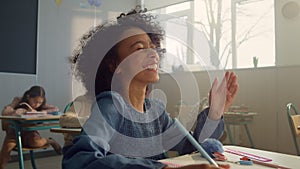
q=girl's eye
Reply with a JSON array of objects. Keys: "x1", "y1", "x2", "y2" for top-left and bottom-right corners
[
  {"x1": 133, "y1": 41, "x2": 154, "y2": 51},
  {"x1": 135, "y1": 44, "x2": 144, "y2": 50}
]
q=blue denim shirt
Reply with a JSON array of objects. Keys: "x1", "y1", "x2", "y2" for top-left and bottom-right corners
[{"x1": 62, "y1": 91, "x2": 224, "y2": 169}]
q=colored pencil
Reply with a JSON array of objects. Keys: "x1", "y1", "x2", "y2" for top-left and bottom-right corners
[{"x1": 174, "y1": 118, "x2": 219, "y2": 167}]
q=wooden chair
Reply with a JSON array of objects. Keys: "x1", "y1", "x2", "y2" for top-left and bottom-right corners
[{"x1": 287, "y1": 103, "x2": 300, "y2": 156}]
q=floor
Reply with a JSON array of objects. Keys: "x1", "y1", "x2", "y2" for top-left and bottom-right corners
[{"x1": 6, "y1": 155, "x2": 62, "y2": 169}]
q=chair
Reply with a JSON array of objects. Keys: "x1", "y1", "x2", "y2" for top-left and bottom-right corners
[
  {"x1": 287, "y1": 103, "x2": 300, "y2": 156},
  {"x1": 59, "y1": 101, "x2": 83, "y2": 128},
  {"x1": 1, "y1": 121, "x2": 50, "y2": 169},
  {"x1": 63, "y1": 101, "x2": 73, "y2": 113},
  {"x1": 58, "y1": 101, "x2": 83, "y2": 148},
  {"x1": 12, "y1": 145, "x2": 49, "y2": 169}
]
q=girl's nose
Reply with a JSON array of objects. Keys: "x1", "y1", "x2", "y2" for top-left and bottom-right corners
[{"x1": 146, "y1": 49, "x2": 159, "y2": 60}]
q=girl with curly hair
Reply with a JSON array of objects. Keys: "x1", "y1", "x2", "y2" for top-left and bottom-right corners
[{"x1": 62, "y1": 8, "x2": 238, "y2": 169}]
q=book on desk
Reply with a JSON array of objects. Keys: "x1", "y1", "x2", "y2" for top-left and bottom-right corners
[{"x1": 18, "y1": 111, "x2": 61, "y2": 118}]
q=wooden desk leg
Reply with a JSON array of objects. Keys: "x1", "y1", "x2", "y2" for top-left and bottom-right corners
[
  {"x1": 226, "y1": 124, "x2": 235, "y2": 145},
  {"x1": 14, "y1": 124, "x2": 25, "y2": 169},
  {"x1": 244, "y1": 124, "x2": 254, "y2": 148}
]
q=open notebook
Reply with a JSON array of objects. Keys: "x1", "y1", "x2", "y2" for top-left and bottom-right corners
[{"x1": 19, "y1": 111, "x2": 48, "y2": 118}]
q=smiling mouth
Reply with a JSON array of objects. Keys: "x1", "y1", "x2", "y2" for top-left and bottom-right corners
[{"x1": 144, "y1": 63, "x2": 158, "y2": 70}]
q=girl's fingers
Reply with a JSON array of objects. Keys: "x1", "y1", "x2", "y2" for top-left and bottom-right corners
[
  {"x1": 217, "y1": 75, "x2": 227, "y2": 94},
  {"x1": 211, "y1": 78, "x2": 219, "y2": 94}
]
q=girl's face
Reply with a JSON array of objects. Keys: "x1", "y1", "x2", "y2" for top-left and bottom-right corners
[
  {"x1": 115, "y1": 27, "x2": 160, "y2": 86},
  {"x1": 28, "y1": 96, "x2": 44, "y2": 109}
]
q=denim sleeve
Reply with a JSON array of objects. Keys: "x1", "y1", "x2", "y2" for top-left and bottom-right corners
[
  {"x1": 171, "y1": 107, "x2": 224, "y2": 155},
  {"x1": 193, "y1": 107, "x2": 224, "y2": 142},
  {"x1": 62, "y1": 134, "x2": 166, "y2": 169}
]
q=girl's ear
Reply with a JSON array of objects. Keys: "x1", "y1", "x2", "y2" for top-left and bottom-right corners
[
  {"x1": 108, "y1": 59, "x2": 121, "y2": 73},
  {"x1": 109, "y1": 62, "x2": 123, "y2": 74},
  {"x1": 108, "y1": 63, "x2": 116, "y2": 73}
]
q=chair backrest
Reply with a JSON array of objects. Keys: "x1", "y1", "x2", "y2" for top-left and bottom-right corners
[
  {"x1": 287, "y1": 103, "x2": 300, "y2": 136},
  {"x1": 287, "y1": 103, "x2": 300, "y2": 155},
  {"x1": 290, "y1": 115, "x2": 300, "y2": 136},
  {"x1": 63, "y1": 101, "x2": 74, "y2": 113}
]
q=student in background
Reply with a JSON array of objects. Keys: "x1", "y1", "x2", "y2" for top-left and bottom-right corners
[
  {"x1": 0, "y1": 86, "x2": 62, "y2": 169},
  {"x1": 62, "y1": 8, "x2": 238, "y2": 169}
]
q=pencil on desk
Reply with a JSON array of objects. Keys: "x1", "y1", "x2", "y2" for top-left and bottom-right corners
[
  {"x1": 173, "y1": 118, "x2": 219, "y2": 167},
  {"x1": 252, "y1": 159, "x2": 291, "y2": 169}
]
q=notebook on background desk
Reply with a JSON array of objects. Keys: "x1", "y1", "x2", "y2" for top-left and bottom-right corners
[{"x1": 18, "y1": 111, "x2": 62, "y2": 118}]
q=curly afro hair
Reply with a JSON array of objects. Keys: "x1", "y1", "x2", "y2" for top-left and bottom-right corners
[{"x1": 70, "y1": 8, "x2": 165, "y2": 97}]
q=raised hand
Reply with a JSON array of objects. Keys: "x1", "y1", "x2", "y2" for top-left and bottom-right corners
[
  {"x1": 208, "y1": 76, "x2": 227, "y2": 120},
  {"x1": 223, "y1": 71, "x2": 238, "y2": 112},
  {"x1": 209, "y1": 71, "x2": 239, "y2": 120}
]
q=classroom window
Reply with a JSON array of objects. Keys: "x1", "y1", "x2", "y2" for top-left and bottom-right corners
[{"x1": 151, "y1": 0, "x2": 275, "y2": 71}]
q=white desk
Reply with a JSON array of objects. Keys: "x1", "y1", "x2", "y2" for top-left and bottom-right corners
[{"x1": 160, "y1": 145, "x2": 300, "y2": 168}]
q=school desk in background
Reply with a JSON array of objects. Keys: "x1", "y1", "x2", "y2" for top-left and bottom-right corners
[{"x1": 0, "y1": 114, "x2": 61, "y2": 169}]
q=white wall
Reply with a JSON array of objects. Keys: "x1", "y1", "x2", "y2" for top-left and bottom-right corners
[
  {"x1": 0, "y1": 0, "x2": 136, "y2": 152},
  {"x1": 275, "y1": 0, "x2": 300, "y2": 66}
]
